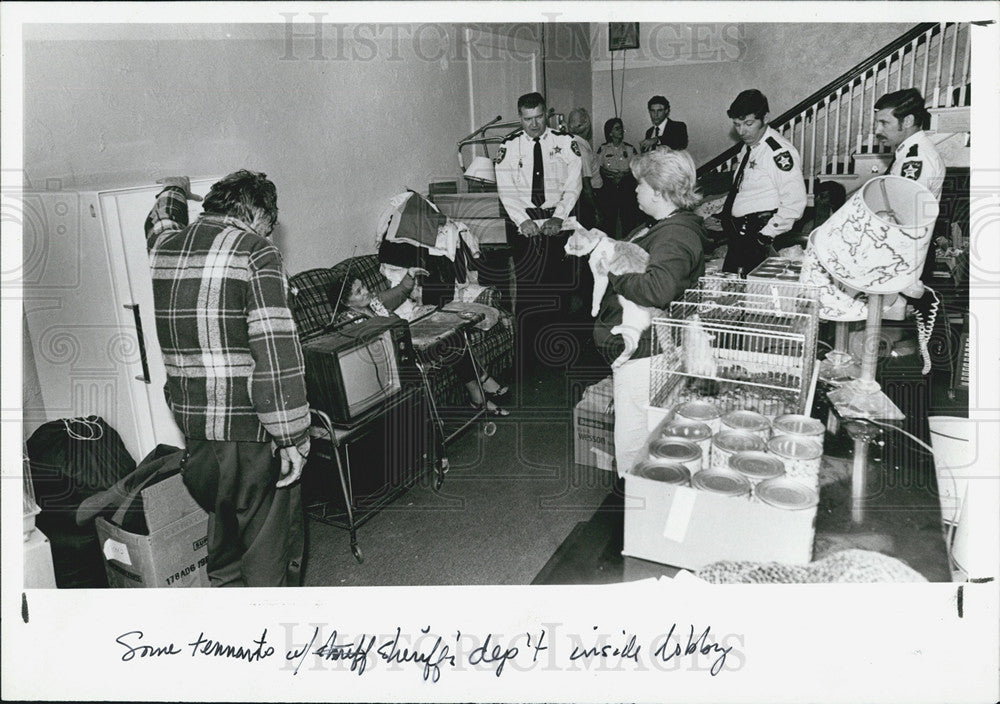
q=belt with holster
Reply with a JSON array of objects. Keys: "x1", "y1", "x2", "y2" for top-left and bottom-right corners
[{"x1": 723, "y1": 209, "x2": 777, "y2": 240}]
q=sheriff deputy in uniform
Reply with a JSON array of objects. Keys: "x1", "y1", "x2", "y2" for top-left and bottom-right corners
[
  {"x1": 495, "y1": 91, "x2": 582, "y2": 365},
  {"x1": 874, "y1": 87, "x2": 946, "y2": 305},
  {"x1": 874, "y1": 87, "x2": 945, "y2": 199},
  {"x1": 721, "y1": 89, "x2": 806, "y2": 276}
]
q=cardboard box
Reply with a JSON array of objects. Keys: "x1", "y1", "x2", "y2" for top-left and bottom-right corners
[
  {"x1": 574, "y1": 377, "x2": 615, "y2": 472},
  {"x1": 623, "y1": 416, "x2": 817, "y2": 570},
  {"x1": 95, "y1": 473, "x2": 209, "y2": 588}
]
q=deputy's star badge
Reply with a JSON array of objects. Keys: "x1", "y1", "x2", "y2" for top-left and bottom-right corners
[
  {"x1": 552, "y1": 145, "x2": 562, "y2": 155},
  {"x1": 901, "y1": 160, "x2": 922, "y2": 180},
  {"x1": 747, "y1": 159, "x2": 757, "y2": 170},
  {"x1": 774, "y1": 152, "x2": 793, "y2": 171}
]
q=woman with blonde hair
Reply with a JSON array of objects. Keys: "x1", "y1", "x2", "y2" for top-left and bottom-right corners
[{"x1": 591, "y1": 148, "x2": 708, "y2": 477}]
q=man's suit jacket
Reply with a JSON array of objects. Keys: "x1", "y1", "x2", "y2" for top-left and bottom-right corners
[{"x1": 644, "y1": 119, "x2": 689, "y2": 151}]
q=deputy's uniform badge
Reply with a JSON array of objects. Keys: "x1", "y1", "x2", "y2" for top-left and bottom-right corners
[
  {"x1": 553, "y1": 145, "x2": 562, "y2": 155},
  {"x1": 570, "y1": 141, "x2": 581, "y2": 157},
  {"x1": 774, "y1": 151, "x2": 793, "y2": 171},
  {"x1": 901, "y1": 160, "x2": 922, "y2": 180},
  {"x1": 494, "y1": 147, "x2": 506, "y2": 165}
]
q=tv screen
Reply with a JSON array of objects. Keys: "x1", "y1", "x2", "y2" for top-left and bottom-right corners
[{"x1": 339, "y1": 333, "x2": 400, "y2": 417}]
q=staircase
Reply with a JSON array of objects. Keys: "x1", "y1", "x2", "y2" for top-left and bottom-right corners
[{"x1": 698, "y1": 22, "x2": 971, "y2": 198}]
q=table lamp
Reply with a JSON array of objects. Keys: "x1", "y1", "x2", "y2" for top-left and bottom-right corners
[
  {"x1": 809, "y1": 175, "x2": 939, "y2": 420},
  {"x1": 463, "y1": 156, "x2": 497, "y2": 185}
]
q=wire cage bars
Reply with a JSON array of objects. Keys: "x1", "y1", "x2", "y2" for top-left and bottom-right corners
[{"x1": 651, "y1": 275, "x2": 821, "y2": 418}]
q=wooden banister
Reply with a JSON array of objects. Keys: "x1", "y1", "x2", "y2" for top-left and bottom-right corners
[{"x1": 698, "y1": 22, "x2": 941, "y2": 175}]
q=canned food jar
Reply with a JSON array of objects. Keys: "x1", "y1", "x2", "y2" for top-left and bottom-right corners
[
  {"x1": 711, "y1": 429, "x2": 766, "y2": 470},
  {"x1": 691, "y1": 467, "x2": 752, "y2": 499},
  {"x1": 660, "y1": 420, "x2": 713, "y2": 459},
  {"x1": 721, "y1": 409, "x2": 772, "y2": 440},
  {"x1": 675, "y1": 400, "x2": 722, "y2": 433},
  {"x1": 649, "y1": 438, "x2": 703, "y2": 475},
  {"x1": 767, "y1": 436, "x2": 823, "y2": 489},
  {"x1": 729, "y1": 451, "x2": 785, "y2": 500},
  {"x1": 755, "y1": 476, "x2": 819, "y2": 510},
  {"x1": 630, "y1": 460, "x2": 691, "y2": 486},
  {"x1": 773, "y1": 414, "x2": 826, "y2": 448}
]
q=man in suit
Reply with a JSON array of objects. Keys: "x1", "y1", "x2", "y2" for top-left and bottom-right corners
[{"x1": 639, "y1": 95, "x2": 689, "y2": 152}]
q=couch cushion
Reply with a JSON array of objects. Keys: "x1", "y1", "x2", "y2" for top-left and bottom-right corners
[{"x1": 290, "y1": 256, "x2": 388, "y2": 339}]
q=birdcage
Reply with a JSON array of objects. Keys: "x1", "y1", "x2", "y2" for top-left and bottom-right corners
[{"x1": 650, "y1": 276, "x2": 820, "y2": 418}]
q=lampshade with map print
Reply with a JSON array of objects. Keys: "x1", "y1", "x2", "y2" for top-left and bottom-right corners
[
  {"x1": 808, "y1": 175, "x2": 939, "y2": 421},
  {"x1": 811, "y1": 175, "x2": 939, "y2": 294}
]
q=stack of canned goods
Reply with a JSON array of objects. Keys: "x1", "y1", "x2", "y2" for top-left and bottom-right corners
[
  {"x1": 720, "y1": 409, "x2": 772, "y2": 441},
  {"x1": 691, "y1": 467, "x2": 751, "y2": 499},
  {"x1": 772, "y1": 414, "x2": 826, "y2": 449},
  {"x1": 729, "y1": 451, "x2": 785, "y2": 502},
  {"x1": 674, "y1": 400, "x2": 722, "y2": 433},
  {"x1": 631, "y1": 460, "x2": 691, "y2": 486},
  {"x1": 648, "y1": 438, "x2": 703, "y2": 475},
  {"x1": 766, "y1": 435, "x2": 823, "y2": 489},
  {"x1": 710, "y1": 430, "x2": 766, "y2": 470},
  {"x1": 659, "y1": 420, "x2": 713, "y2": 460}
]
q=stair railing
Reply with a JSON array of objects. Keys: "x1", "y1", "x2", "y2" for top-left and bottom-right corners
[{"x1": 699, "y1": 22, "x2": 971, "y2": 194}]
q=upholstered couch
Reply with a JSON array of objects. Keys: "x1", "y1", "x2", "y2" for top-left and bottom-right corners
[{"x1": 290, "y1": 254, "x2": 514, "y2": 409}]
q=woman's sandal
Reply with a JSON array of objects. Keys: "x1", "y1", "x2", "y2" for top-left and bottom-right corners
[
  {"x1": 480, "y1": 375, "x2": 509, "y2": 399},
  {"x1": 469, "y1": 400, "x2": 510, "y2": 417}
]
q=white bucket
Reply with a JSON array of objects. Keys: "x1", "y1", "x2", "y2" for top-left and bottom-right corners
[{"x1": 927, "y1": 416, "x2": 975, "y2": 526}]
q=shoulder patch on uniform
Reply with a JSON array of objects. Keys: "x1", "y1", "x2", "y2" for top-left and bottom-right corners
[
  {"x1": 765, "y1": 136, "x2": 783, "y2": 151},
  {"x1": 570, "y1": 140, "x2": 581, "y2": 157},
  {"x1": 773, "y1": 151, "x2": 794, "y2": 171},
  {"x1": 494, "y1": 146, "x2": 507, "y2": 165},
  {"x1": 906, "y1": 144, "x2": 919, "y2": 157},
  {"x1": 901, "y1": 160, "x2": 922, "y2": 180}
]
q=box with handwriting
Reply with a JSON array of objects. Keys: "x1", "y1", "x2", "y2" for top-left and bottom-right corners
[{"x1": 95, "y1": 473, "x2": 209, "y2": 588}]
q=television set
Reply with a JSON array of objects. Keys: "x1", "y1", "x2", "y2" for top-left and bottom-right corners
[{"x1": 302, "y1": 315, "x2": 418, "y2": 427}]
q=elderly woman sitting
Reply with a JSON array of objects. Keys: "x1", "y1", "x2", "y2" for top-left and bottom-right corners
[
  {"x1": 329, "y1": 268, "x2": 509, "y2": 417},
  {"x1": 591, "y1": 148, "x2": 708, "y2": 476}
]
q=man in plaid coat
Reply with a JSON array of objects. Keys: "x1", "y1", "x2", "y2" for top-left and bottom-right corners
[{"x1": 146, "y1": 172, "x2": 311, "y2": 587}]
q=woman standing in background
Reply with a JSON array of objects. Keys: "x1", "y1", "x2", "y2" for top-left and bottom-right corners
[{"x1": 596, "y1": 118, "x2": 640, "y2": 238}]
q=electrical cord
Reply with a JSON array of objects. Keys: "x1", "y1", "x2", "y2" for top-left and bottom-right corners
[{"x1": 856, "y1": 417, "x2": 960, "y2": 573}]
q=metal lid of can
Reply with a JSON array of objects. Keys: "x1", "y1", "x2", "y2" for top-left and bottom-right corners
[
  {"x1": 773, "y1": 414, "x2": 825, "y2": 437},
  {"x1": 712, "y1": 429, "x2": 766, "y2": 454},
  {"x1": 756, "y1": 477, "x2": 819, "y2": 510},
  {"x1": 729, "y1": 451, "x2": 785, "y2": 481},
  {"x1": 631, "y1": 460, "x2": 691, "y2": 486},
  {"x1": 649, "y1": 438, "x2": 702, "y2": 463},
  {"x1": 721, "y1": 409, "x2": 771, "y2": 433},
  {"x1": 767, "y1": 435, "x2": 823, "y2": 460},
  {"x1": 691, "y1": 467, "x2": 752, "y2": 497},
  {"x1": 661, "y1": 420, "x2": 713, "y2": 442},
  {"x1": 675, "y1": 400, "x2": 721, "y2": 422}
]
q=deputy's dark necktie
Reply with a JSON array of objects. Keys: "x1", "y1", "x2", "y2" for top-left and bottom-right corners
[
  {"x1": 721, "y1": 146, "x2": 752, "y2": 221},
  {"x1": 531, "y1": 137, "x2": 545, "y2": 208}
]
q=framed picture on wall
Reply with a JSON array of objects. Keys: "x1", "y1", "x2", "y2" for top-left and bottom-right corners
[{"x1": 609, "y1": 22, "x2": 639, "y2": 51}]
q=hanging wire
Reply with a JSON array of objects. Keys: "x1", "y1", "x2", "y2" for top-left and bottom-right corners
[{"x1": 610, "y1": 49, "x2": 618, "y2": 117}]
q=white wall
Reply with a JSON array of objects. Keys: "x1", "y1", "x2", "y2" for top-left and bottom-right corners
[
  {"x1": 591, "y1": 22, "x2": 912, "y2": 164},
  {"x1": 24, "y1": 23, "x2": 590, "y2": 275}
]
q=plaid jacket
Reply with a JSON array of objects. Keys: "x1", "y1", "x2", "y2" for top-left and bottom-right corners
[{"x1": 144, "y1": 187, "x2": 310, "y2": 451}]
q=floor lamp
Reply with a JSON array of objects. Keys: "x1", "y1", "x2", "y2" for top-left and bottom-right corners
[{"x1": 808, "y1": 175, "x2": 940, "y2": 521}]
